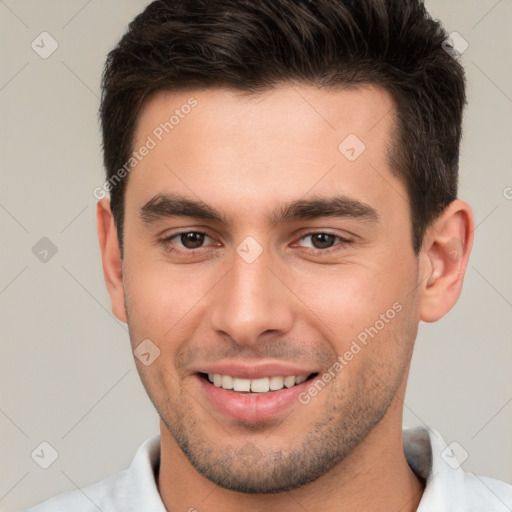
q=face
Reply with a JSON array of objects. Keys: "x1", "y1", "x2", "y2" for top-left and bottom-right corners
[{"x1": 119, "y1": 85, "x2": 422, "y2": 492}]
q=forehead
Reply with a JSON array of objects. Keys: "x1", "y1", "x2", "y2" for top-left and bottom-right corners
[
  {"x1": 134, "y1": 84, "x2": 396, "y2": 156},
  {"x1": 126, "y1": 84, "x2": 403, "y2": 224}
]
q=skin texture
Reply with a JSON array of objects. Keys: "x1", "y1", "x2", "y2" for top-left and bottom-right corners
[{"x1": 97, "y1": 84, "x2": 474, "y2": 512}]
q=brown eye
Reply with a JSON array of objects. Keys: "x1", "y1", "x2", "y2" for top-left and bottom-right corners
[
  {"x1": 309, "y1": 233, "x2": 337, "y2": 249},
  {"x1": 179, "y1": 232, "x2": 206, "y2": 249},
  {"x1": 295, "y1": 232, "x2": 352, "y2": 252}
]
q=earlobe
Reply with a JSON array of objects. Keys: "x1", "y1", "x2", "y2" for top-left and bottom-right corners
[
  {"x1": 96, "y1": 198, "x2": 127, "y2": 323},
  {"x1": 419, "y1": 199, "x2": 474, "y2": 323}
]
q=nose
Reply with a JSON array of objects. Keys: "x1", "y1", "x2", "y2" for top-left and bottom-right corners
[{"x1": 208, "y1": 250, "x2": 294, "y2": 347}]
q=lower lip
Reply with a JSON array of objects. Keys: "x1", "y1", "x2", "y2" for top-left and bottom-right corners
[{"x1": 197, "y1": 375, "x2": 311, "y2": 422}]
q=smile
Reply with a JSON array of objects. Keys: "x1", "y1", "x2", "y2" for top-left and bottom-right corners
[
  {"x1": 204, "y1": 373, "x2": 313, "y2": 393},
  {"x1": 196, "y1": 370, "x2": 319, "y2": 422}
]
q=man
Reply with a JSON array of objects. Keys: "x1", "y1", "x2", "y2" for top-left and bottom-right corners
[{"x1": 24, "y1": 0, "x2": 511, "y2": 510}]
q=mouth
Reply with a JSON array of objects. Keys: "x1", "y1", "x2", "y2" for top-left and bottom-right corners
[
  {"x1": 198, "y1": 372, "x2": 319, "y2": 394},
  {"x1": 196, "y1": 371, "x2": 320, "y2": 422}
]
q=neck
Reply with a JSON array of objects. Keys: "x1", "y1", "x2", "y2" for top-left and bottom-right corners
[{"x1": 157, "y1": 399, "x2": 425, "y2": 512}]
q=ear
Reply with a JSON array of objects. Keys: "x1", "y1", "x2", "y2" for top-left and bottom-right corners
[
  {"x1": 96, "y1": 198, "x2": 127, "y2": 323},
  {"x1": 418, "y1": 199, "x2": 474, "y2": 323}
]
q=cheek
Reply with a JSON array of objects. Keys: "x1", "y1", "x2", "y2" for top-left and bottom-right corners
[
  {"x1": 291, "y1": 259, "x2": 415, "y2": 353},
  {"x1": 123, "y1": 255, "x2": 218, "y2": 342}
]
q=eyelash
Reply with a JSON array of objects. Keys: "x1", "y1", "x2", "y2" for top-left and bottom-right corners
[
  {"x1": 160, "y1": 231, "x2": 218, "y2": 253},
  {"x1": 159, "y1": 231, "x2": 353, "y2": 255},
  {"x1": 293, "y1": 232, "x2": 353, "y2": 254}
]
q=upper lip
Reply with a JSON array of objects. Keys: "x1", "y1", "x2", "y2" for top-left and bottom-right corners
[{"x1": 193, "y1": 360, "x2": 318, "y2": 380}]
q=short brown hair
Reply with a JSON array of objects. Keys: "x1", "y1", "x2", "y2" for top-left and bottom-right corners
[{"x1": 100, "y1": 0, "x2": 466, "y2": 256}]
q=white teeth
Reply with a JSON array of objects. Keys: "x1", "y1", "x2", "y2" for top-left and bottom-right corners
[
  {"x1": 207, "y1": 373, "x2": 310, "y2": 393},
  {"x1": 233, "y1": 378, "x2": 251, "y2": 392},
  {"x1": 283, "y1": 376, "x2": 296, "y2": 388},
  {"x1": 221, "y1": 375, "x2": 234, "y2": 390},
  {"x1": 269, "y1": 376, "x2": 284, "y2": 390},
  {"x1": 251, "y1": 377, "x2": 270, "y2": 393}
]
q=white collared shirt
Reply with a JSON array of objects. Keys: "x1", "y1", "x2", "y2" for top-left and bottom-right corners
[{"x1": 21, "y1": 427, "x2": 512, "y2": 511}]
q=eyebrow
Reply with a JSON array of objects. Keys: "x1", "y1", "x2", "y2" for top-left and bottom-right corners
[
  {"x1": 271, "y1": 196, "x2": 379, "y2": 226},
  {"x1": 140, "y1": 193, "x2": 379, "y2": 227}
]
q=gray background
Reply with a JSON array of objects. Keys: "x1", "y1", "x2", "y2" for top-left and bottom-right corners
[{"x1": 1, "y1": 1, "x2": 511, "y2": 510}]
